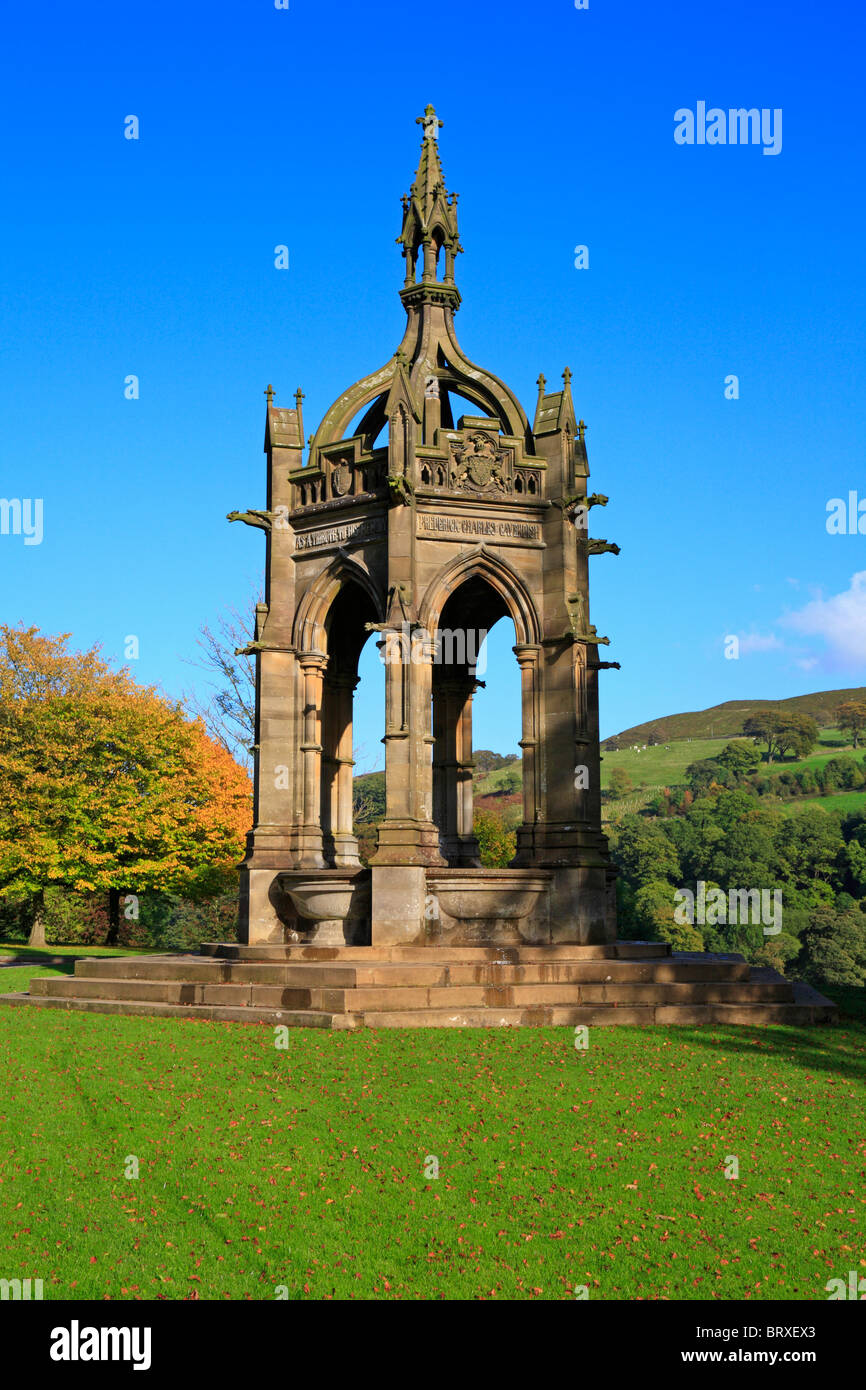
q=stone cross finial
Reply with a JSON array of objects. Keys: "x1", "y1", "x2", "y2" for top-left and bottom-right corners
[
  {"x1": 265, "y1": 384, "x2": 275, "y2": 405},
  {"x1": 416, "y1": 104, "x2": 443, "y2": 141},
  {"x1": 578, "y1": 419, "x2": 586, "y2": 440},
  {"x1": 562, "y1": 367, "x2": 572, "y2": 388},
  {"x1": 295, "y1": 387, "x2": 305, "y2": 410},
  {"x1": 536, "y1": 373, "x2": 547, "y2": 395}
]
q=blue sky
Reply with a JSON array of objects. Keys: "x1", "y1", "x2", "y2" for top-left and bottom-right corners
[{"x1": 1, "y1": 0, "x2": 864, "y2": 771}]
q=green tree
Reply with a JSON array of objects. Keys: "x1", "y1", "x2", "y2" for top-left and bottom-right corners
[
  {"x1": 633, "y1": 878, "x2": 704, "y2": 951},
  {"x1": 716, "y1": 739, "x2": 761, "y2": 778},
  {"x1": 795, "y1": 767, "x2": 818, "y2": 796},
  {"x1": 775, "y1": 808, "x2": 843, "y2": 900},
  {"x1": 821, "y1": 757, "x2": 863, "y2": 792},
  {"x1": 743, "y1": 710, "x2": 818, "y2": 763},
  {"x1": 836, "y1": 700, "x2": 866, "y2": 749},
  {"x1": 609, "y1": 767, "x2": 633, "y2": 799},
  {"x1": 0, "y1": 625, "x2": 251, "y2": 945},
  {"x1": 801, "y1": 905, "x2": 866, "y2": 987},
  {"x1": 685, "y1": 758, "x2": 724, "y2": 795},
  {"x1": 612, "y1": 815, "x2": 681, "y2": 887}
]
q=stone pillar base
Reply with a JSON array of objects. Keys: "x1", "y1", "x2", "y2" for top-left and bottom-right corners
[
  {"x1": 238, "y1": 865, "x2": 288, "y2": 946},
  {"x1": 371, "y1": 865, "x2": 428, "y2": 944},
  {"x1": 548, "y1": 865, "x2": 616, "y2": 945},
  {"x1": 369, "y1": 819, "x2": 446, "y2": 867}
]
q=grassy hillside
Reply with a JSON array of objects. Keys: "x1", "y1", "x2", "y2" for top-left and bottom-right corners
[{"x1": 613, "y1": 687, "x2": 866, "y2": 745}]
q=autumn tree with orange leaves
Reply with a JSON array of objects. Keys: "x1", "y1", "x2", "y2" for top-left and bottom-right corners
[{"x1": 0, "y1": 626, "x2": 251, "y2": 945}]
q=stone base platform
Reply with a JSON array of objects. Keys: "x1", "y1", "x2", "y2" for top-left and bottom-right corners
[{"x1": 0, "y1": 942, "x2": 838, "y2": 1028}]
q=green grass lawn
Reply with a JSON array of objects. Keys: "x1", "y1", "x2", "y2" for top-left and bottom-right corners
[
  {"x1": 0, "y1": 943, "x2": 159, "y2": 994},
  {"x1": 0, "y1": 964, "x2": 80, "y2": 991},
  {"x1": 0, "y1": 1005, "x2": 863, "y2": 1301},
  {"x1": 779, "y1": 791, "x2": 866, "y2": 817},
  {"x1": 0, "y1": 942, "x2": 161, "y2": 960}
]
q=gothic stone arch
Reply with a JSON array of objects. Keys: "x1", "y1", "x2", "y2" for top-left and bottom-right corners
[{"x1": 235, "y1": 111, "x2": 618, "y2": 950}]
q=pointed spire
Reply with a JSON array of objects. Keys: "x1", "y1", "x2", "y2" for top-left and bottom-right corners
[
  {"x1": 411, "y1": 105, "x2": 446, "y2": 223},
  {"x1": 397, "y1": 105, "x2": 462, "y2": 305}
]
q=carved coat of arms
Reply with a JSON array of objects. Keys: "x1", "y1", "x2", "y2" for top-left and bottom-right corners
[
  {"x1": 450, "y1": 432, "x2": 507, "y2": 492},
  {"x1": 331, "y1": 461, "x2": 352, "y2": 496}
]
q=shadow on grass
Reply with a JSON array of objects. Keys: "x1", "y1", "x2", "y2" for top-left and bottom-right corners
[{"x1": 667, "y1": 985, "x2": 866, "y2": 1083}]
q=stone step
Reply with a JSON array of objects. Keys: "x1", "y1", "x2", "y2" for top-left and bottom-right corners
[
  {"x1": 30, "y1": 972, "x2": 794, "y2": 1010},
  {"x1": 29, "y1": 977, "x2": 314, "y2": 1008},
  {"x1": 320, "y1": 979, "x2": 794, "y2": 1010},
  {"x1": 72, "y1": 954, "x2": 751, "y2": 987},
  {"x1": 0, "y1": 980, "x2": 835, "y2": 1028},
  {"x1": 201, "y1": 940, "x2": 673, "y2": 962},
  {"x1": 0, "y1": 992, "x2": 354, "y2": 1028},
  {"x1": 360, "y1": 995, "x2": 835, "y2": 1027}
]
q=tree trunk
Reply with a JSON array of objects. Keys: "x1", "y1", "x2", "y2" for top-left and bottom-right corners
[
  {"x1": 28, "y1": 894, "x2": 47, "y2": 948},
  {"x1": 106, "y1": 886, "x2": 120, "y2": 947}
]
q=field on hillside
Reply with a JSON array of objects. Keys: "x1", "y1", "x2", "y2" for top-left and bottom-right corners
[
  {"x1": 600, "y1": 738, "x2": 725, "y2": 790},
  {"x1": 0, "y1": 1005, "x2": 863, "y2": 1302},
  {"x1": 781, "y1": 792, "x2": 866, "y2": 818},
  {"x1": 614, "y1": 690, "x2": 866, "y2": 746}
]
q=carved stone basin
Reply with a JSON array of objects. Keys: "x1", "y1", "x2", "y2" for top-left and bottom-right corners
[
  {"x1": 426, "y1": 869, "x2": 551, "y2": 943},
  {"x1": 276, "y1": 871, "x2": 370, "y2": 945}
]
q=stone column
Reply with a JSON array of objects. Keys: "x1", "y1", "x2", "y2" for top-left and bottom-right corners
[
  {"x1": 513, "y1": 643, "x2": 541, "y2": 864},
  {"x1": 431, "y1": 677, "x2": 450, "y2": 859},
  {"x1": 371, "y1": 626, "x2": 443, "y2": 945},
  {"x1": 371, "y1": 626, "x2": 443, "y2": 866},
  {"x1": 432, "y1": 678, "x2": 460, "y2": 862},
  {"x1": 297, "y1": 651, "x2": 327, "y2": 867},
  {"x1": 455, "y1": 681, "x2": 481, "y2": 866}
]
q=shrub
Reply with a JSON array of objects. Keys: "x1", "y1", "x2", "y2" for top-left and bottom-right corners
[{"x1": 474, "y1": 809, "x2": 516, "y2": 868}]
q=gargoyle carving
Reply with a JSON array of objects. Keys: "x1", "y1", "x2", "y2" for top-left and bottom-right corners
[
  {"x1": 387, "y1": 474, "x2": 414, "y2": 506},
  {"x1": 366, "y1": 582, "x2": 416, "y2": 633},
  {"x1": 227, "y1": 509, "x2": 278, "y2": 532}
]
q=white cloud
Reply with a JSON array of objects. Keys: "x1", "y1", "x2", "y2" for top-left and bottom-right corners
[{"x1": 780, "y1": 571, "x2": 866, "y2": 665}]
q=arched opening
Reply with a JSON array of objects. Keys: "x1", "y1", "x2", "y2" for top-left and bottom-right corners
[
  {"x1": 430, "y1": 575, "x2": 522, "y2": 866},
  {"x1": 438, "y1": 388, "x2": 493, "y2": 431},
  {"x1": 431, "y1": 228, "x2": 445, "y2": 281},
  {"x1": 320, "y1": 581, "x2": 379, "y2": 867}
]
